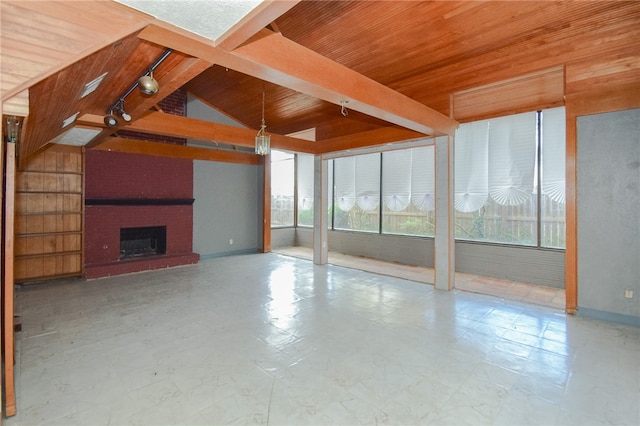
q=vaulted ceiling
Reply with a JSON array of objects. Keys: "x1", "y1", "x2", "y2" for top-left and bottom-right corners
[{"x1": 1, "y1": 1, "x2": 639, "y2": 163}]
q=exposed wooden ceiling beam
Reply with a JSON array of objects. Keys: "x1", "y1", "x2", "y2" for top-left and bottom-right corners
[
  {"x1": 138, "y1": 23, "x2": 459, "y2": 137},
  {"x1": 215, "y1": 0, "x2": 302, "y2": 51},
  {"x1": 79, "y1": 111, "x2": 317, "y2": 154},
  {"x1": 92, "y1": 137, "x2": 259, "y2": 165},
  {"x1": 317, "y1": 127, "x2": 425, "y2": 154}
]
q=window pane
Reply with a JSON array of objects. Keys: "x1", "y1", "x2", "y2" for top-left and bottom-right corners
[
  {"x1": 455, "y1": 112, "x2": 537, "y2": 245},
  {"x1": 488, "y1": 112, "x2": 537, "y2": 206},
  {"x1": 333, "y1": 154, "x2": 380, "y2": 232},
  {"x1": 382, "y1": 146, "x2": 435, "y2": 236},
  {"x1": 271, "y1": 150, "x2": 294, "y2": 227},
  {"x1": 297, "y1": 154, "x2": 314, "y2": 227},
  {"x1": 455, "y1": 196, "x2": 537, "y2": 245},
  {"x1": 541, "y1": 107, "x2": 566, "y2": 248}
]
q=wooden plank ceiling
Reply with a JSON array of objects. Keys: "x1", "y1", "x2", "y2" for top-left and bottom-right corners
[{"x1": 2, "y1": 1, "x2": 639, "y2": 162}]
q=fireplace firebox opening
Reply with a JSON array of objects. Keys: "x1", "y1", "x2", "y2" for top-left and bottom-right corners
[{"x1": 120, "y1": 226, "x2": 167, "y2": 259}]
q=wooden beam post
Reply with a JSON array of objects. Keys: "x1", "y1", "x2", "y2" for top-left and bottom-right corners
[
  {"x1": 565, "y1": 111, "x2": 578, "y2": 314},
  {"x1": 3, "y1": 139, "x2": 17, "y2": 416}
]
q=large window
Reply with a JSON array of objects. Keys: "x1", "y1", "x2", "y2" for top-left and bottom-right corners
[
  {"x1": 382, "y1": 147, "x2": 435, "y2": 236},
  {"x1": 454, "y1": 108, "x2": 565, "y2": 248},
  {"x1": 296, "y1": 153, "x2": 314, "y2": 227},
  {"x1": 333, "y1": 154, "x2": 380, "y2": 232},
  {"x1": 280, "y1": 108, "x2": 565, "y2": 249},
  {"x1": 271, "y1": 150, "x2": 294, "y2": 227}
]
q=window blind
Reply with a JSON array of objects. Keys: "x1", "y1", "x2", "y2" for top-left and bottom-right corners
[
  {"x1": 410, "y1": 146, "x2": 435, "y2": 211},
  {"x1": 334, "y1": 156, "x2": 356, "y2": 211},
  {"x1": 455, "y1": 121, "x2": 489, "y2": 212},
  {"x1": 297, "y1": 154, "x2": 314, "y2": 210},
  {"x1": 355, "y1": 154, "x2": 380, "y2": 211},
  {"x1": 382, "y1": 149, "x2": 411, "y2": 211},
  {"x1": 488, "y1": 112, "x2": 536, "y2": 206}
]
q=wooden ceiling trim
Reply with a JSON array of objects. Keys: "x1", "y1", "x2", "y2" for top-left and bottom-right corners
[
  {"x1": 216, "y1": 0, "x2": 302, "y2": 51},
  {"x1": 92, "y1": 137, "x2": 260, "y2": 165},
  {"x1": 566, "y1": 49, "x2": 640, "y2": 96},
  {"x1": 452, "y1": 66, "x2": 565, "y2": 122},
  {"x1": 2, "y1": 89, "x2": 28, "y2": 117},
  {"x1": 565, "y1": 81, "x2": 640, "y2": 118}
]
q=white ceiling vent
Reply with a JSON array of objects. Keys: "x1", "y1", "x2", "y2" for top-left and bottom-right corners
[
  {"x1": 62, "y1": 112, "x2": 80, "y2": 128},
  {"x1": 80, "y1": 72, "x2": 108, "y2": 98}
]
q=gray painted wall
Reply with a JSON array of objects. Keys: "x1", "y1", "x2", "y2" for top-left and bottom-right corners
[
  {"x1": 329, "y1": 230, "x2": 435, "y2": 268},
  {"x1": 272, "y1": 227, "x2": 296, "y2": 248},
  {"x1": 193, "y1": 160, "x2": 261, "y2": 258},
  {"x1": 291, "y1": 228, "x2": 564, "y2": 288},
  {"x1": 188, "y1": 96, "x2": 263, "y2": 258},
  {"x1": 456, "y1": 242, "x2": 564, "y2": 288},
  {"x1": 577, "y1": 108, "x2": 639, "y2": 322}
]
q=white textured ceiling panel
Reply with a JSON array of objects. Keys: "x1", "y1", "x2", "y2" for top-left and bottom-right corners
[{"x1": 115, "y1": 0, "x2": 263, "y2": 41}]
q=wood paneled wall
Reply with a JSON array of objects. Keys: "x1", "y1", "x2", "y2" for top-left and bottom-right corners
[{"x1": 14, "y1": 146, "x2": 83, "y2": 282}]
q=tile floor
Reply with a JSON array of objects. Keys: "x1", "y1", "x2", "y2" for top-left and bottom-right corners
[
  {"x1": 6, "y1": 253, "x2": 640, "y2": 425},
  {"x1": 274, "y1": 247, "x2": 566, "y2": 310}
]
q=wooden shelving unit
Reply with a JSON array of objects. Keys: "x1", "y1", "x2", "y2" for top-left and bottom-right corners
[{"x1": 14, "y1": 147, "x2": 83, "y2": 282}]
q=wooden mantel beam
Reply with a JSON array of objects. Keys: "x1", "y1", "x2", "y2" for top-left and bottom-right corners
[{"x1": 139, "y1": 23, "x2": 459, "y2": 137}]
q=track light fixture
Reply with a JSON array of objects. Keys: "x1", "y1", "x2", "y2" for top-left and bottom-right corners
[
  {"x1": 104, "y1": 114, "x2": 119, "y2": 128},
  {"x1": 104, "y1": 48, "x2": 172, "y2": 128},
  {"x1": 138, "y1": 73, "x2": 159, "y2": 95}
]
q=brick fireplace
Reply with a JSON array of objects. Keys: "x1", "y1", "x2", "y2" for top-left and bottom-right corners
[{"x1": 84, "y1": 150, "x2": 199, "y2": 279}]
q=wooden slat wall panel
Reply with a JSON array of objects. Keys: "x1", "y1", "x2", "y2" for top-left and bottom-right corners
[
  {"x1": 14, "y1": 146, "x2": 83, "y2": 282},
  {"x1": 452, "y1": 66, "x2": 565, "y2": 122}
]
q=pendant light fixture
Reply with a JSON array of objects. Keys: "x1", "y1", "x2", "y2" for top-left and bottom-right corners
[{"x1": 255, "y1": 90, "x2": 270, "y2": 156}]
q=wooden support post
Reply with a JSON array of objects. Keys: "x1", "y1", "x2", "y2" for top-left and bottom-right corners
[
  {"x1": 313, "y1": 155, "x2": 328, "y2": 265},
  {"x1": 3, "y1": 140, "x2": 17, "y2": 416},
  {"x1": 565, "y1": 111, "x2": 578, "y2": 314}
]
